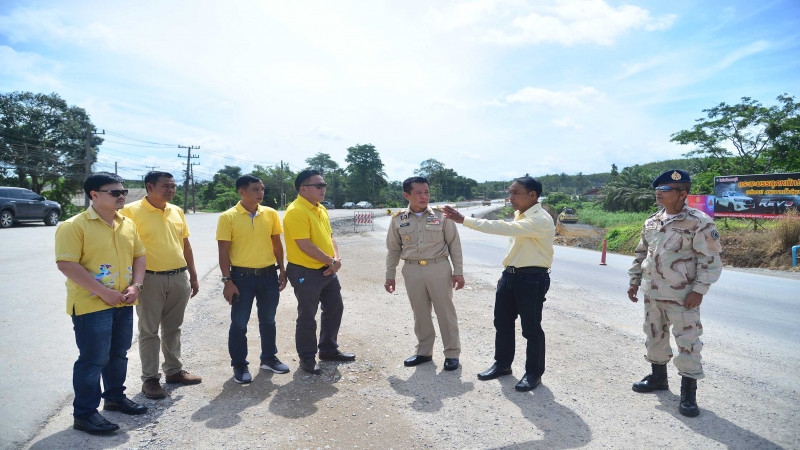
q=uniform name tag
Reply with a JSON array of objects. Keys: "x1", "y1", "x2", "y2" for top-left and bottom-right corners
[
  {"x1": 399, "y1": 222, "x2": 410, "y2": 227},
  {"x1": 426, "y1": 216, "x2": 440, "y2": 225}
]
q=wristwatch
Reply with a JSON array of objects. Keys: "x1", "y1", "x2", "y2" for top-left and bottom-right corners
[
  {"x1": 131, "y1": 282, "x2": 144, "y2": 292},
  {"x1": 221, "y1": 276, "x2": 232, "y2": 283},
  {"x1": 330, "y1": 258, "x2": 339, "y2": 266}
]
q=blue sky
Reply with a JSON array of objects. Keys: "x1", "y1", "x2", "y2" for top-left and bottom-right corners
[{"x1": 1, "y1": 0, "x2": 798, "y2": 183}]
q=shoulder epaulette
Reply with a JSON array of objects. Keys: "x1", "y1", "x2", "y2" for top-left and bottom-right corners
[{"x1": 392, "y1": 210, "x2": 404, "y2": 217}]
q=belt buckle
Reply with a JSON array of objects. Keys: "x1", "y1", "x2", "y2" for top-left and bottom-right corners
[{"x1": 419, "y1": 260, "x2": 427, "y2": 266}]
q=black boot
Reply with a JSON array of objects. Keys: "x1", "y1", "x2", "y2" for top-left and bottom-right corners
[
  {"x1": 632, "y1": 363, "x2": 669, "y2": 393},
  {"x1": 679, "y1": 376, "x2": 699, "y2": 417}
]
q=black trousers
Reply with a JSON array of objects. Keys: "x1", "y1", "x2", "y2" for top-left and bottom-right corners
[
  {"x1": 286, "y1": 262, "x2": 344, "y2": 360},
  {"x1": 494, "y1": 270, "x2": 551, "y2": 377}
]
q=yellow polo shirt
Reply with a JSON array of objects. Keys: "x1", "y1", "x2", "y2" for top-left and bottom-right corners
[
  {"x1": 55, "y1": 207, "x2": 146, "y2": 316},
  {"x1": 121, "y1": 197, "x2": 189, "y2": 271},
  {"x1": 283, "y1": 195, "x2": 334, "y2": 269},
  {"x1": 462, "y1": 203, "x2": 555, "y2": 268},
  {"x1": 216, "y1": 202, "x2": 282, "y2": 268}
]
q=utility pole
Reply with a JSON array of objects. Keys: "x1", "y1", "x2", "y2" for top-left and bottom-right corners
[
  {"x1": 280, "y1": 160, "x2": 285, "y2": 209},
  {"x1": 177, "y1": 145, "x2": 199, "y2": 212},
  {"x1": 84, "y1": 127, "x2": 105, "y2": 208}
]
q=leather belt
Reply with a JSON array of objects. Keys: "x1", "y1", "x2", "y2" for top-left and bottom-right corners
[
  {"x1": 505, "y1": 266, "x2": 549, "y2": 274},
  {"x1": 404, "y1": 256, "x2": 449, "y2": 266},
  {"x1": 145, "y1": 266, "x2": 188, "y2": 275},
  {"x1": 231, "y1": 265, "x2": 278, "y2": 275}
]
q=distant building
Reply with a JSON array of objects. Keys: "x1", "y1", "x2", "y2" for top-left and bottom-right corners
[{"x1": 581, "y1": 187, "x2": 602, "y2": 200}]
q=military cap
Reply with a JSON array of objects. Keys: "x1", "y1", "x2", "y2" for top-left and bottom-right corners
[{"x1": 652, "y1": 169, "x2": 691, "y2": 188}]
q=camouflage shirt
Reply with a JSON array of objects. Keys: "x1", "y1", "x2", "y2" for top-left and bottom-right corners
[{"x1": 629, "y1": 206, "x2": 723, "y2": 301}]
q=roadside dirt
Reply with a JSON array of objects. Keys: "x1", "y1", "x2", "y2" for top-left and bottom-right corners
[{"x1": 24, "y1": 223, "x2": 798, "y2": 449}]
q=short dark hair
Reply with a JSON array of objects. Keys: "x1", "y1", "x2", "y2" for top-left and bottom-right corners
[
  {"x1": 144, "y1": 171, "x2": 174, "y2": 187},
  {"x1": 236, "y1": 174, "x2": 262, "y2": 190},
  {"x1": 402, "y1": 176, "x2": 429, "y2": 194},
  {"x1": 84, "y1": 172, "x2": 123, "y2": 196},
  {"x1": 295, "y1": 169, "x2": 322, "y2": 191},
  {"x1": 512, "y1": 176, "x2": 543, "y2": 196}
]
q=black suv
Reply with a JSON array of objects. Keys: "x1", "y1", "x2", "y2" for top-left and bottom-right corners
[{"x1": 0, "y1": 187, "x2": 62, "y2": 228}]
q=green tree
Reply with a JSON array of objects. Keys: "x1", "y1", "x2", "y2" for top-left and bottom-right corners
[
  {"x1": 0, "y1": 91, "x2": 103, "y2": 193},
  {"x1": 305, "y1": 152, "x2": 340, "y2": 173},
  {"x1": 671, "y1": 94, "x2": 799, "y2": 174},
  {"x1": 251, "y1": 164, "x2": 296, "y2": 208},
  {"x1": 345, "y1": 143, "x2": 386, "y2": 204},
  {"x1": 601, "y1": 166, "x2": 657, "y2": 212}
]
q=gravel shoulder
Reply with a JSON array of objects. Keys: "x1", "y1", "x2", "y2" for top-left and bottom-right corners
[{"x1": 24, "y1": 224, "x2": 799, "y2": 449}]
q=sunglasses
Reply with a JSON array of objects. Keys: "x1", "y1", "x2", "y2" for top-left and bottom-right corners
[
  {"x1": 302, "y1": 183, "x2": 328, "y2": 189},
  {"x1": 96, "y1": 189, "x2": 129, "y2": 197},
  {"x1": 654, "y1": 186, "x2": 681, "y2": 192}
]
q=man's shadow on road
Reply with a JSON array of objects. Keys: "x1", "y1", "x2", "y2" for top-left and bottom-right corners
[
  {"x1": 653, "y1": 390, "x2": 782, "y2": 449},
  {"x1": 489, "y1": 377, "x2": 592, "y2": 450},
  {"x1": 30, "y1": 391, "x2": 182, "y2": 449},
  {"x1": 268, "y1": 367, "x2": 340, "y2": 418},
  {"x1": 388, "y1": 363, "x2": 474, "y2": 412},
  {"x1": 192, "y1": 370, "x2": 278, "y2": 428}
]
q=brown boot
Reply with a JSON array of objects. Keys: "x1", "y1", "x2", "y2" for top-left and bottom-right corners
[
  {"x1": 142, "y1": 378, "x2": 166, "y2": 399},
  {"x1": 164, "y1": 370, "x2": 202, "y2": 385}
]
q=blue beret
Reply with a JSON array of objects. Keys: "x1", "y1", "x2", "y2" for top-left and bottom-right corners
[{"x1": 652, "y1": 170, "x2": 691, "y2": 188}]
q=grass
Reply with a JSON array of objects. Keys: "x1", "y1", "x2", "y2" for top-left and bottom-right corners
[{"x1": 578, "y1": 209, "x2": 653, "y2": 229}]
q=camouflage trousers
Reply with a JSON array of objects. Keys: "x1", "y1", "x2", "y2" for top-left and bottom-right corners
[{"x1": 642, "y1": 296, "x2": 704, "y2": 380}]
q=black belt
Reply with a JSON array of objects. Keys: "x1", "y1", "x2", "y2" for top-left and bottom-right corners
[
  {"x1": 504, "y1": 266, "x2": 549, "y2": 274},
  {"x1": 231, "y1": 265, "x2": 278, "y2": 275},
  {"x1": 145, "y1": 266, "x2": 188, "y2": 275}
]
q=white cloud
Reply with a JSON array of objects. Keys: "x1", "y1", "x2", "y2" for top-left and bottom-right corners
[
  {"x1": 0, "y1": 7, "x2": 115, "y2": 48},
  {"x1": 311, "y1": 126, "x2": 346, "y2": 141},
  {"x1": 550, "y1": 117, "x2": 582, "y2": 130},
  {"x1": 505, "y1": 86, "x2": 603, "y2": 107},
  {"x1": 714, "y1": 40, "x2": 771, "y2": 71},
  {"x1": 0, "y1": 45, "x2": 63, "y2": 90}
]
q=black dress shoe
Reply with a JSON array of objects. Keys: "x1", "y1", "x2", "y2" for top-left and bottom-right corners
[
  {"x1": 300, "y1": 359, "x2": 321, "y2": 374},
  {"x1": 514, "y1": 374, "x2": 541, "y2": 391},
  {"x1": 103, "y1": 397, "x2": 148, "y2": 415},
  {"x1": 443, "y1": 358, "x2": 460, "y2": 371},
  {"x1": 319, "y1": 350, "x2": 356, "y2": 362},
  {"x1": 477, "y1": 363, "x2": 512, "y2": 380},
  {"x1": 73, "y1": 412, "x2": 120, "y2": 434},
  {"x1": 404, "y1": 355, "x2": 433, "y2": 367}
]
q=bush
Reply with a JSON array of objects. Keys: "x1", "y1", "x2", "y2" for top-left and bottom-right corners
[
  {"x1": 771, "y1": 208, "x2": 800, "y2": 251},
  {"x1": 603, "y1": 225, "x2": 642, "y2": 254},
  {"x1": 41, "y1": 179, "x2": 82, "y2": 217},
  {"x1": 579, "y1": 209, "x2": 653, "y2": 229}
]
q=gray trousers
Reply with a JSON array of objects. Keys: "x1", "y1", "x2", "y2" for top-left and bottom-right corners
[{"x1": 286, "y1": 263, "x2": 344, "y2": 360}]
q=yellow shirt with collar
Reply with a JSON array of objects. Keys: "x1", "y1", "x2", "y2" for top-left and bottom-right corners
[
  {"x1": 462, "y1": 203, "x2": 555, "y2": 268},
  {"x1": 283, "y1": 195, "x2": 334, "y2": 269},
  {"x1": 55, "y1": 207, "x2": 146, "y2": 315},
  {"x1": 120, "y1": 197, "x2": 189, "y2": 271},
  {"x1": 216, "y1": 202, "x2": 282, "y2": 268}
]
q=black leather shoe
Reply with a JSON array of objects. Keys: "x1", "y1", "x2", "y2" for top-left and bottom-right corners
[
  {"x1": 477, "y1": 363, "x2": 512, "y2": 380},
  {"x1": 515, "y1": 373, "x2": 541, "y2": 391},
  {"x1": 73, "y1": 412, "x2": 120, "y2": 434},
  {"x1": 443, "y1": 358, "x2": 460, "y2": 371},
  {"x1": 679, "y1": 376, "x2": 700, "y2": 417},
  {"x1": 632, "y1": 363, "x2": 669, "y2": 393},
  {"x1": 103, "y1": 397, "x2": 148, "y2": 415},
  {"x1": 319, "y1": 350, "x2": 356, "y2": 362},
  {"x1": 404, "y1": 355, "x2": 433, "y2": 366},
  {"x1": 300, "y1": 359, "x2": 321, "y2": 374}
]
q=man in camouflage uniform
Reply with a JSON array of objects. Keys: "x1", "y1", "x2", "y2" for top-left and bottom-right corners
[
  {"x1": 385, "y1": 176, "x2": 465, "y2": 371},
  {"x1": 627, "y1": 169, "x2": 723, "y2": 417}
]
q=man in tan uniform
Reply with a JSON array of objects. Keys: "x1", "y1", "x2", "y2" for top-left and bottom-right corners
[
  {"x1": 628, "y1": 169, "x2": 722, "y2": 417},
  {"x1": 385, "y1": 176, "x2": 465, "y2": 371}
]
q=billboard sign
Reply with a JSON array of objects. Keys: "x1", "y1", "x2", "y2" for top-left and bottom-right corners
[
  {"x1": 687, "y1": 195, "x2": 714, "y2": 218},
  {"x1": 713, "y1": 173, "x2": 800, "y2": 219}
]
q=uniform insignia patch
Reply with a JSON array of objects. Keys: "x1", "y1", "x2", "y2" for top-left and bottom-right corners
[
  {"x1": 671, "y1": 170, "x2": 681, "y2": 180},
  {"x1": 404, "y1": 235, "x2": 410, "y2": 241},
  {"x1": 399, "y1": 222, "x2": 410, "y2": 228},
  {"x1": 710, "y1": 230, "x2": 720, "y2": 239},
  {"x1": 426, "y1": 216, "x2": 440, "y2": 225}
]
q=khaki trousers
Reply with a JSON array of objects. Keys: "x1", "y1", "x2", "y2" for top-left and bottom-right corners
[
  {"x1": 136, "y1": 271, "x2": 191, "y2": 380},
  {"x1": 401, "y1": 260, "x2": 460, "y2": 358},
  {"x1": 643, "y1": 296, "x2": 704, "y2": 380}
]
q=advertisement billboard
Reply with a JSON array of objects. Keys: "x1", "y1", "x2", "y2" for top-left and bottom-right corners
[
  {"x1": 687, "y1": 195, "x2": 714, "y2": 218},
  {"x1": 713, "y1": 173, "x2": 800, "y2": 219}
]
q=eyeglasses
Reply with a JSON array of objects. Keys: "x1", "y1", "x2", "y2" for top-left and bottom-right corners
[
  {"x1": 654, "y1": 186, "x2": 679, "y2": 192},
  {"x1": 95, "y1": 189, "x2": 129, "y2": 197},
  {"x1": 302, "y1": 183, "x2": 328, "y2": 189}
]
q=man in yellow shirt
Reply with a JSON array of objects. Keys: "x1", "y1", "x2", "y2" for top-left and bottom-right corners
[
  {"x1": 217, "y1": 175, "x2": 288, "y2": 384},
  {"x1": 283, "y1": 169, "x2": 355, "y2": 375},
  {"x1": 443, "y1": 176, "x2": 555, "y2": 391},
  {"x1": 121, "y1": 171, "x2": 201, "y2": 399},
  {"x1": 55, "y1": 172, "x2": 148, "y2": 434}
]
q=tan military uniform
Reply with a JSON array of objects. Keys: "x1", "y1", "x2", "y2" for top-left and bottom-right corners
[
  {"x1": 386, "y1": 206, "x2": 463, "y2": 358},
  {"x1": 629, "y1": 206, "x2": 723, "y2": 379}
]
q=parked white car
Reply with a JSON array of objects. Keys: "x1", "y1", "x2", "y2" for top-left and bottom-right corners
[{"x1": 355, "y1": 201, "x2": 373, "y2": 209}]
